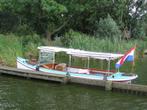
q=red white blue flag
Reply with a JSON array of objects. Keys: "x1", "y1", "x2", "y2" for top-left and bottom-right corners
[{"x1": 115, "y1": 47, "x2": 136, "y2": 69}]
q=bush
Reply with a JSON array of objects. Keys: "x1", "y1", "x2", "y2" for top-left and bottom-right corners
[
  {"x1": 21, "y1": 34, "x2": 46, "y2": 58},
  {"x1": 0, "y1": 34, "x2": 45, "y2": 66},
  {"x1": 132, "y1": 21, "x2": 146, "y2": 39},
  {"x1": 96, "y1": 14, "x2": 122, "y2": 40},
  {"x1": 61, "y1": 30, "x2": 147, "y2": 53},
  {"x1": 21, "y1": 34, "x2": 42, "y2": 46},
  {"x1": 14, "y1": 24, "x2": 34, "y2": 35},
  {"x1": 0, "y1": 34, "x2": 23, "y2": 66},
  {"x1": 0, "y1": 12, "x2": 19, "y2": 33},
  {"x1": 61, "y1": 29, "x2": 73, "y2": 47}
]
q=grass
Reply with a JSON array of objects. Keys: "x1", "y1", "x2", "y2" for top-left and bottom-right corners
[
  {"x1": 0, "y1": 34, "x2": 23, "y2": 66},
  {"x1": 0, "y1": 33, "x2": 64, "y2": 67},
  {"x1": 62, "y1": 30, "x2": 147, "y2": 54},
  {"x1": 0, "y1": 31, "x2": 146, "y2": 67}
]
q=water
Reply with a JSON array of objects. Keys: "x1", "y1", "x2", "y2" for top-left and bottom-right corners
[{"x1": 0, "y1": 57, "x2": 147, "y2": 110}]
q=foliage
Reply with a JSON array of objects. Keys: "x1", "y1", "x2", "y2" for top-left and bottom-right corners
[
  {"x1": 0, "y1": 0, "x2": 147, "y2": 38},
  {"x1": 61, "y1": 29, "x2": 73, "y2": 47},
  {"x1": 21, "y1": 34, "x2": 43, "y2": 58},
  {"x1": 61, "y1": 30, "x2": 147, "y2": 53},
  {"x1": 132, "y1": 21, "x2": 146, "y2": 39},
  {"x1": 21, "y1": 34, "x2": 42, "y2": 46},
  {"x1": 0, "y1": 0, "x2": 67, "y2": 37},
  {"x1": 127, "y1": 0, "x2": 147, "y2": 38},
  {"x1": 0, "y1": 0, "x2": 147, "y2": 67},
  {"x1": 0, "y1": 34, "x2": 23, "y2": 66},
  {"x1": 0, "y1": 33, "x2": 63, "y2": 66},
  {"x1": 0, "y1": 12, "x2": 19, "y2": 33},
  {"x1": 0, "y1": 30, "x2": 146, "y2": 67},
  {"x1": 96, "y1": 14, "x2": 122, "y2": 39}
]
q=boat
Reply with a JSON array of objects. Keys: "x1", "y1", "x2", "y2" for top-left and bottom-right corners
[{"x1": 17, "y1": 46, "x2": 138, "y2": 83}]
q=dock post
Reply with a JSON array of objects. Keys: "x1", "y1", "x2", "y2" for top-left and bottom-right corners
[
  {"x1": 105, "y1": 81, "x2": 112, "y2": 91},
  {"x1": 62, "y1": 72, "x2": 70, "y2": 84},
  {"x1": 144, "y1": 49, "x2": 147, "y2": 55}
]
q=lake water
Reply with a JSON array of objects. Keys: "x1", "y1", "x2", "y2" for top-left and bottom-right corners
[{"x1": 0, "y1": 57, "x2": 147, "y2": 110}]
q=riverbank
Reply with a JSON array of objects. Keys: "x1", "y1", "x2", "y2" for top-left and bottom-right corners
[{"x1": 0, "y1": 32, "x2": 147, "y2": 67}]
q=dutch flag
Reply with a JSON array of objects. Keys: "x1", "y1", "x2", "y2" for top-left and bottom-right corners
[{"x1": 115, "y1": 47, "x2": 136, "y2": 69}]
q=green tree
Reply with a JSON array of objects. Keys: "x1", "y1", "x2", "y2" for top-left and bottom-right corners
[
  {"x1": 132, "y1": 21, "x2": 146, "y2": 39},
  {"x1": 127, "y1": 0, "x2": 147, "y2": 38},
  {"x1": 0, "y1": 0, "x2": 146, "y2": 40},
  {"x1": 0, "y1": 0, "x2": 67, "y2": 39},
  {"x1": 96, "y1": 14, "x2": 122, "y2": 40}
]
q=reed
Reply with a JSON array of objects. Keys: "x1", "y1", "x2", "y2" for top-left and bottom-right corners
[
  {"x1": 0, "y1": 34, "x2": 44, "y2": 66},
  {"x1": 0, "y1": 31, "x2": 146, "y2": 67},
  {"x1": 63, "y1": 31, "x2": 147, "y2": 54},
  {"x1": 0, "y1": 34, "x2": 23, "y2": 66}
]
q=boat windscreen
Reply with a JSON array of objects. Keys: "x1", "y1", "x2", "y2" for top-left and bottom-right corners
[{"x1": 39, "y1": 52, "x2": 54, "y2": 64}]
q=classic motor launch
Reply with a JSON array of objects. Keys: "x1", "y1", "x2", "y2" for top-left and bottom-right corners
[{"x1": 17, "y1": 46, "x2": 138, "y2": 83}]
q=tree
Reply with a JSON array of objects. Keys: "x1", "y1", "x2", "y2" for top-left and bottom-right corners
[
  {"x1": 96, "y1": 14, "x2": 122, "y2": 40},
  {"x1": 0, "y1": 0, "x2": 146, "y2": 39},
  {"x1": 132, "y1": 21, "x2": 146, "y2": 39},
  {"x1": 127, "y1": 0, "x2": 147, "y2": 38},
  {"x1": 0, "y1": 0, "x2": 68, "y2": 40}
]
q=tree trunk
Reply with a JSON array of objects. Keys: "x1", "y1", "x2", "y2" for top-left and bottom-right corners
[
  {"x1": 46, "y1": 30, "x2": 52, "y2": 41},
  {"x1": 45, "y1": 20, "x2": 68, "y2": 41}
]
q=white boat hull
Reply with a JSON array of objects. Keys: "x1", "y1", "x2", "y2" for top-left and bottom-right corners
[
  {"x1": 17, "y1": 61, "x2": 33, "y2": 70},
  {"x1": 16, "y1": 57, "x2": 138, "y2": 83}
]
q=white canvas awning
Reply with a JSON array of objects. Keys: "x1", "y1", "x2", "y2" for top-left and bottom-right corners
[
  {"x1": 38, "y1": 46, "x2": 123, "y2": 60},
  {"x1": 38, "y1": 46, "x2": 69, "y2": 52}
]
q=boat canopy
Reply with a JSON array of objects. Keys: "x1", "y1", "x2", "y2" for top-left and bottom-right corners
[{"x1": 38, "y1": 46, "x2": 123, "y2": 60}]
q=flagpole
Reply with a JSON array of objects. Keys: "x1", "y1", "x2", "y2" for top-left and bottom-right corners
[
  {"x1": 118, "y1": 68, "x2": 120, "y2": 73},
  {"x1": 131, "y1": 60, "x2": 135, "y2": 73},
  {"x1": 131, "y1": 45, "x2": 136, "y2": 73}
]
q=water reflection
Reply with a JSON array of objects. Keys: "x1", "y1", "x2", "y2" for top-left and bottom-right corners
[{"x1": 0, "y1": 75, "x2": 147, "y2": 110}]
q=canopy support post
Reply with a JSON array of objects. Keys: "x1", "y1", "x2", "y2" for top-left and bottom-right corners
[
  {"x1": 107, "y1": 58, "x2": 111, "y2": 75},
  {"x1": 38, "y1": 51, "x2": 41, "y2": 65},
  {"x1": 52, "y1": 52, "x2": 55, "y2": 69},
  {"x1": 100, "y1": 60, "x2": 103, "y2": 70},
  {"x1": 87, "y1": 57, "x2": 90, "y2": 69},
  {"x1": 69, "y1": 55, "x2": 72, "y2": 67}
]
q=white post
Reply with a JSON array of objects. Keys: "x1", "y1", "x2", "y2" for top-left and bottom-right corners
[
  {"x1": 101, "y1": 60, "x2": 103, "y2": 70},
  {"x1": 107, "y1": 58, "x2": 111, "y2": 75},
  {"x1": 38, "y1": 51, "x2": 41, "y2": 65},
  {"x1": 52, "y1": 52, "x2": 55, "y2": 69},
  {"x1": 87, "y1": 57, "x2": 90, "y2": 69},
  {"x1": 69, "y1": 55, "x2": 72, "y2": 67}
]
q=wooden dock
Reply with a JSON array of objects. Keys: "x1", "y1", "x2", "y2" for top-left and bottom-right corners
[
  {"x1": 0, "y1": 66, "x2": 147, "y2": 96},
  {"x1": 0, "y1": 66, "x2": 68, "y2": 83}
]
